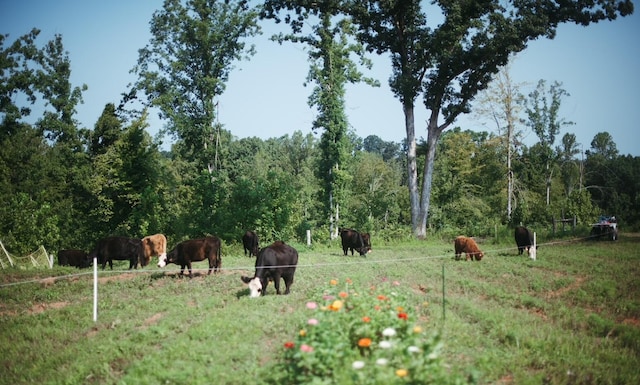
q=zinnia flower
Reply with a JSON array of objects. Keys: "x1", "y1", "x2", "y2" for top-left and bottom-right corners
[
  {"x1": 357, "y1": 338, "x2": 372, "y2": 348},
  {"x1": 413, "y1": 326, "x2": 423, "y2": 334},
  {"x1": 339, "y1": 291, "x2": 348, "y2": 298},
  {"x1": 376, "y1": 358, "x2": 388, "y2": 366},
  {"x1": 300, "y1": 344, "x2": 314, "y2": 353},
  {"x1": 377, "y1": 294, "x2": 388, "y2": 301},
  {"x1": 330, "y1": 279, "x2": 338, "y2": 285},
  {"x1": 306, "y1": 301, "x2": 318, "y2": 310},
  {"x1": 307, "y1": 318, "x2": 319, "y2": 326},
  {"x1": 299, "y1": 329, "x2": 306, "y2": 337},
  {"x1": 379, "y1": 341, "x2": 392, "y2": 349},
  {"x1": 396, "y1": 369, "x2": 408, "y2": 377},
  {"x1": 398, "y1": 312, "x2": 408, "y2": 320},
  {"x1": 408, "y1": 346, "x2": 420, "y2": 354},
  {"x1": 284, "y1": 342, "x2": 295, "y2": 349},
  {"x1": 382, "y1": 328, "x2": 396, "y2": 337},
  {"x1": 328, "y1": 300, "x2": 343, "y2": 311},
  {"x1": 362, "y1": 316, "x2": 371, "y2": 323},
  {"x1": 352, "y1": 361, "x2": 365, "y2": 370}
]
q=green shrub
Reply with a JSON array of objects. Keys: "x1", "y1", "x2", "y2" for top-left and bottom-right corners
[{"x1": 270, "y1": 279, "x2": 468, "y2": 384}]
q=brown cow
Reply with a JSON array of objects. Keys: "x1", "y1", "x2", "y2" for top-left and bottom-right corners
[
  {"x1": 141, "y1": 233, "x2": 167, "y2": 267},
  {"x1": 454, "y1": 236, "x2": 484, "y2": 261},
  {"x1": 157, "y1": 236, "x2": 221, "y2": 278}
]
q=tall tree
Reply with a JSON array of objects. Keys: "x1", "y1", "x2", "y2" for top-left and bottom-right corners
[
  {"x1": 525, "y1": 80, "x2": 573, "y2": 205},
  {"x1": 346, "y1": 0, "x2": 633, "y2": 238},
  {"x1": 263, "y1": 1, "x2": 378, "y2": 239},
  {"x1": 474, "y1": 64, "x2": 525, "y2": 223},
  {"x1": 129, "y1": 0, "x2": 261, "y2": 175}
]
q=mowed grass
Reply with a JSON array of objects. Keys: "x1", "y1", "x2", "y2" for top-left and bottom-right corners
[{"x1": 0, "y1": 233, "x2": 639, "y2": 384}]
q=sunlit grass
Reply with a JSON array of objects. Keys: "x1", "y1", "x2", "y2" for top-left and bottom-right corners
[{"x1": 0, "y1": 234, "x2": 639, "y2": 384}]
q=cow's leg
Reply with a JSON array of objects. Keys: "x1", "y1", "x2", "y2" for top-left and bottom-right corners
[
  {"x1": 179, "y1": 264, "x2": 186, "y2": 277},
  {"x1": 283, "y1": 274, "x2": 294, "y2": 295},
  {"x1": 273, "y1": 273, "x2": 282, "y2": 294},
  {"x1": 207, "y1": 257, "x2": 214, "y2": 275},
  {"x1": 187, "y1": 262, "x2": 193, "y2": 278}
]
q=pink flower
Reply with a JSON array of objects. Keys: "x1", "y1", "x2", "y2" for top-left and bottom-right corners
[
  {"x1": 308, "y1": 318, "x2": 319, "y2": 326},
  {"x1": 300, "y1": 344, "x2": 314, "y2": 353},
  {"x1": 306, "y1": 301, "x2": 318, "y2": 310}
]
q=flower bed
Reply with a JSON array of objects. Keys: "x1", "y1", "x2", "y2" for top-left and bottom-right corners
[{"x1": 276, "y1": 279, "x2": 460, "y2": 384}]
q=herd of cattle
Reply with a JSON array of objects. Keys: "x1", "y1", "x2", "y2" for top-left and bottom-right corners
[{"x1": 57, "y1": 226, "x2": 536, "y2": 296}]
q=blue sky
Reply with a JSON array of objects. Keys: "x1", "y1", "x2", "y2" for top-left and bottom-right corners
[{"x1": 2, "y1": 1, "x2": 639, "y2": 155}]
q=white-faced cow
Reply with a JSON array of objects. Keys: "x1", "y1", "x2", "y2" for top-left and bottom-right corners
[
  {"x1": 157, "y1": 236, "x2": 221, "y2": 278},
  {"x1": 141, "y1": 233, "x2": 167, "y2": 267},
  {"x1": 454, "y1": 236, "x2": 484, "y2": 261},
  {"x1": 89, "y1": 236, "x2": 144, "y2": 270},
  {"x1": 241, "y1": 241, "x2": 298, "y2": 297},
  {"x1": 339, "y1": 228, "x2": 371, "y2": 256},
  {"x1": 514, "y1": 226, "x2": 537, "y2": 259},
  {"x1": 57, "y1": 249, "x2": 91, "y2": 268},
  {"x1": 242, "y1": 230, "x2": 259, "y2": 257}
]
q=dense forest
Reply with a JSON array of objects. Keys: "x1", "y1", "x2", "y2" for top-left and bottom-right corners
[{"x1": 1, "y1": 1, "x2": 638, "y2": 256}]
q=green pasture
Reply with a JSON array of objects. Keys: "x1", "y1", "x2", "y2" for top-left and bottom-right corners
[{"x1": 0, "y1": 233, "x2": 638, "y2": 384}]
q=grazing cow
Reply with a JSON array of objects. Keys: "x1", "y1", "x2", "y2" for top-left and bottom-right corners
[
  {"x1": 242, "y1": 231, "x2": 259, "y2": 257},
  {"x1": 514, "y1": 226, "x2": 537, "y2": 259},
  {"x1": 339, "y1": 228, "x2": 372, "y2": 256},
  {"x1": 241, "y1": 241, "x2": 298, "y2": 297},
  {"x1": 57, "y1": 249, "x2": 91, "y2": 268},
  {"x1": 141, "y1": 233, "x2": 167, "y2": 267},
  {"x1": 454, "y1": 236, "x2": 484, "y2": 261},
  {"x1": 157, "y1": 236, "x2": 222, "y2": 278},
  {"x1": 89, "y1": 236, "x2": 144, "y2": 270}
]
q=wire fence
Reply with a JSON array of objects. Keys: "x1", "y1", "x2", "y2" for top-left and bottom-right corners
[{"x1": 0, "y1": 234, "x2": 595, "y2": 289}]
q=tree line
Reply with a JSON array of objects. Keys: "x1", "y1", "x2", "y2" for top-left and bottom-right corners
[{"x1": 1, "y1": 1, "x2": 637, "y2": 256}]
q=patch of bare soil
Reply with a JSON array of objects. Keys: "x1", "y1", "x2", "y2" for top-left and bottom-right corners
[
  {"x1": 29, "y1": 301, "x2": 70, "y2": 315},
  {"x1": 545, "y1": 276, "x2": 586, "y2": 299}
]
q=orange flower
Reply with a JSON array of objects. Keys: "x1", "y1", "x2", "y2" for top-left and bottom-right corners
[
  {"x1": 398, "y1": 312, "x2": 408, "y2": 320},
  {"x1": 284, "y1": 341, "x2": 295, "y2": 349},
  {"x1": 358, "y1": 338, "x2": 372, "y2": 348},
  {"x1": 396, "y1": 306, "x2": 404, "y2": 312},
  {"x1": 377, "y1": 295, "x2": 388, "y2": 301},
  {"x1": 330, "y1": 279, "x2": 338, "y2": 285},
  {"x1": 374, "y1": 305, "x2": 381, "y2": 311},
  {"x1": 396, "y1": 369, "x2": 408, "y2": 377},
  {"x1": 346, "y1": 278, "x2": 353, "y2": 284},
  {"x1": 362, "y1": 316, "x2": 371, "y2": 323},
  {"x1": 339, "y1": 291, "x2": 348, "y2": 298}
]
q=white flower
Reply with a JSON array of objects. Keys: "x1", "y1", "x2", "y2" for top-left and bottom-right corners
[
  {"x1": 352, "y1": 361, "x2": 365, "y2": 370},
  {"x1": 379, "y1": 341, "x2": 392, "y2": 349},
  {"x1": 407, "y1": 346, "x2": 420, "y2": 354},
  {"x1": 428, "y1": 352, "x2": 438, "y2": 360},
  {"x1": 382, "y1": 328, "x2": 396, "y2": 337},
  {"x1": 376, "y1": 358, "x2": 388, "y2": 366}
]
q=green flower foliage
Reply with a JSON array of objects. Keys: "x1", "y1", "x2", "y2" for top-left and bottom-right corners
[{"x1": 274, "y1": 280, "x2": 466, "y2": 384}]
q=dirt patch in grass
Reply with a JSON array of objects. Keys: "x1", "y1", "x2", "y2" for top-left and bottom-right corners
[{"x1": 545, "y1": 276, "x2": 586, "y2": 299}]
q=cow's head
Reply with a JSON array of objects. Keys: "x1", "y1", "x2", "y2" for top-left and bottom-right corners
[
  {"x1": 241, "y1": 276, "x2": 263, "y2": 297},
  {"x1": 158, "y1": 251, "x2": 172, "y2": 268}
]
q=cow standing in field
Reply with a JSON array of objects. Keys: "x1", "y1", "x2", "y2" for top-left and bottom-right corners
[
  {"x1": 57, "y1": 249, "x2": 91, "y2": 268},
  {"x1": 140, "y1": 233, "x2": 167, "y2": 267},
  {"x1": 514, "y1": 226, "x2": 537, "y2": 260},
  {"x1": 242, "y1": 231, "x2": 259, "y2": 257},
  {"x1": 339, "y1": 228, "x2": 372, "y2": 256},
  {"x1": 241, "y1": 241, "x2": 298, "y2": 297},
  {"x1": 89, "y1": 236, "x2": 144, "y2": 270},
  {"x1": 454, "y1": 236, "x2": 484, "y2": 261},
  {"x1": 157, "y1": 236, "x2": 221, "y2": 278}
]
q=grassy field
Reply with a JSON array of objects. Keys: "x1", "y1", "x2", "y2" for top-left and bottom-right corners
[{"x1": 1, "y1": 232, "x2": 639, "y2": 384}]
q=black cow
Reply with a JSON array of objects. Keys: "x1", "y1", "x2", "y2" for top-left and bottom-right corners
[
  {"x1": 89, "y1": 236, "x2": 143, "y2": 270},
  {"x1": 339, "y1": 228, "x2": 371, "y2": 256},
  {"x1": 57, "y1": 249, "x2": 91, "y2": 268},
  {"x1": 241, "y1": 241, "x2": 298, "y2": 297},
  {"x1": 242, "y1": 230, "x2": 259, "y2": 257},
  {"x1": 514, "y1": 226, "x2": 536, "y2": 257},
  {"x1": 158, "y1": 236, "x2": 222, "y2": 278}
]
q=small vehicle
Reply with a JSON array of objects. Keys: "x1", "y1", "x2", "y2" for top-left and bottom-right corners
[{"x1": 590, "y1": 215, "x2": 618, "y2": 241}]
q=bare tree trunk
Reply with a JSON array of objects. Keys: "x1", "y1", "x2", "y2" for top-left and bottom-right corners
[{"x1": 404, "y1": 102, "x2": 421, "y2": 237}]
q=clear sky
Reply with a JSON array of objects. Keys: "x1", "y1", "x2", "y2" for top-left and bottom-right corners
[{"x1": 2, "y1": 0, "x2": 639, "y2": 156}]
